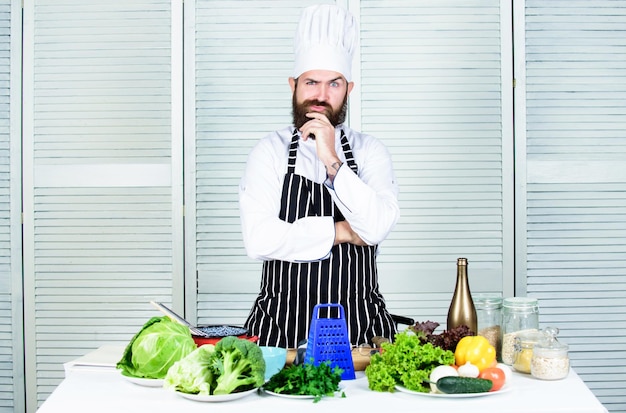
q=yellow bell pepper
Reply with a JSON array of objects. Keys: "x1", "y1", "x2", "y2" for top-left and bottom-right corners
[{"x1": 454, "y1": 335, "x2": 496, "y2": 371}]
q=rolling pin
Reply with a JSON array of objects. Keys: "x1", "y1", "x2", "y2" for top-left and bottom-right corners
[{"x1": 286, "y1": 347, "x2": 373, "y2": 371}]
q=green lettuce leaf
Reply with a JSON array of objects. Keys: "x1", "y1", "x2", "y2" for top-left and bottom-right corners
[
  {"x1": 164, "y1": 344, "x2": 217, "y2": 395},
  {"x1": 365, "y1": 330, "x2": 455, "y2": 393}
]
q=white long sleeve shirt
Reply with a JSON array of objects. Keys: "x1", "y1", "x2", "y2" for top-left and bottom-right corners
[{"x1": 239, "y1": 125, "x2": 400, "y2": 263}]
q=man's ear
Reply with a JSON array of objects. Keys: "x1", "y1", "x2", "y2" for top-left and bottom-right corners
[
  {"x1": 347, "y1": 81, "x2": 355, "y2": 95},
  {"x1": 288, "y1": 77, "x2": 297, "y2": 93}
]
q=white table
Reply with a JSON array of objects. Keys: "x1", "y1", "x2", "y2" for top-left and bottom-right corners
[{"x1": 38, "y1": 346, "x2": 608, "y2": 413}]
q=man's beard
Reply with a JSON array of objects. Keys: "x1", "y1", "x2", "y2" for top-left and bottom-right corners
[{"x1": 291, "y1": 93, "x2": 348, "y2": 129}]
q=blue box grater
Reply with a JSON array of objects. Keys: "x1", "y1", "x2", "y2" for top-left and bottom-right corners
[{"x1": 304, "y1": 303, "x2": 356, "y2": 380}]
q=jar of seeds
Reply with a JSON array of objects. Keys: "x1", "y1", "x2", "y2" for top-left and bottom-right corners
[
  {"x1": 513, "y1": 329, "x2": 545, "y2": 373},
  {"x1": 473, "y1": 293, "x2": 503, "y2": 361},
  {"x1": 531, "y1": 327, "x2": 570, "y2": 380},
  {"x1": 501, "y1": 297, "x2": 539, "y2": 365}
]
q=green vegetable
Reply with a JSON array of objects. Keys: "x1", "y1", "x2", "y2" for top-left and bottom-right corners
[
  {"x1": 211, "y1": 336, "x2": 266, "y2": 395},
  {"x1": 116, "y1": 316, "x2": 197, "y2": 379},
  {"x1": 262, "y1": 362, "x2": 344, "y2": 403},
  {"x1": 365, "y1": 330, "x2": 455, "y2": 393},
  {"x1": 162, "y1": 337, "x2": 266, "y2": 396},
  {"x1": 436, "y1": 376, "x2": 493, "y2": 394},
  {"x1": 429, "y1": 365, "x2": 459, "y2": 393},
  {"x1": 164, "y1": 345, "x2": 216, "y2": 395}
]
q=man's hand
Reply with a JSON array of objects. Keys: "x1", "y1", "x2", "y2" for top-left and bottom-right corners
[
  {"x1": 334, "y1": 221, "x2": 368, "y2": 246},
  {"x1": 300, "y1": 112, "x2": 341, "y2": 171}
]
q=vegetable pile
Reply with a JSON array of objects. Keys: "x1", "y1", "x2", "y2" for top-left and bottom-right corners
[
  {"x1": 365, "y1": 331, "x2": 455, "y2": 393},
  {"x1": 262, "y1": 361, "x2": 344, "y2": 402},
  {"x1": 116, "y1": 316, "x2": 197, "y2": 379},
  {"x1": 164, "y1": 335, "x2": 266, "y2": 395},
  {"x1": 365, "y1": 328, "x2": 509, "y2": 395}
]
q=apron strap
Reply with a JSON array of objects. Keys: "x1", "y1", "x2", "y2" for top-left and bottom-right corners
[
  {"x1": 287, "y1": 129, "x2": 299, "y2": 174},
  {"x1": 339, "y1": 129, "x2": 359, "y2": 174}
]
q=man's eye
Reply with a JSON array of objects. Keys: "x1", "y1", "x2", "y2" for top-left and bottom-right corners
[
  {"x1": 330, "y1": 81, "x2": 339, "y2": 87},
  {"x1": 306, "y1": 81, "x2": 317, "y2": 85}
]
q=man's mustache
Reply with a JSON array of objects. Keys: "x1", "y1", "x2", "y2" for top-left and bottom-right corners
[{"x1": 304, "y1": 100, "x2": 331, "y2": 109}]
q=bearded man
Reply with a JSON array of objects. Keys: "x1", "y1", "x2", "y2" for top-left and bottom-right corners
[{"x1": 238, "y1": 4, "x2": 400, "y2": 348}]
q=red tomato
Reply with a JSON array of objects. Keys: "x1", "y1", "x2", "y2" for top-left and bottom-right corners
[{"x1": 478, "y1": 367, "x2": 506, "y2": 392}]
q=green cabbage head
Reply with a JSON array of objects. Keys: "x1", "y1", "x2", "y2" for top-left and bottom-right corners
[
  {"x1": 164, "y1": 344, "x2": 216, "y2": 395},
  {"x1": 117, "y1": 316, "x2": 197, "y2": 379}
]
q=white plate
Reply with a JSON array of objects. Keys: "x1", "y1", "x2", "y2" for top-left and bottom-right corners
[
  {"x1": 175, "y1": 387, "x2": 258, "y2": 402},
  {"x1": 395, "y1": 384, "x2": 511, "y2": 398},
  {"x1": 261, "y1": 386, "x2": 344, "y2": 399},
  {"x1": 262, "y1": 389, "x2": 316, "y2": 399},
  {"x1": 121, "y1": 374, "x2": 164, "y2": 388}
]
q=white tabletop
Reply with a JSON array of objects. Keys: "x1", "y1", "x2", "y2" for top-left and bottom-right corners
[{"x1": 38, "y1": 346, "x2": 608, "y2": 413}]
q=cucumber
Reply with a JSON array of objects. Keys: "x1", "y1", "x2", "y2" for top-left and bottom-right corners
[{"x1": 436, "y1": 376, "x2": 493, "y2": 394}]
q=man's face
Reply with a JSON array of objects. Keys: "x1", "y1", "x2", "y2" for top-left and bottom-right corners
[{"x1": 290, "y1": 70, "x2": 353, "y2": 129}]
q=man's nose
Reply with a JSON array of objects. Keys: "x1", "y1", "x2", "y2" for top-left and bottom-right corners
[{"x1": 315, "y1": 84, "x2": 329, "y2": 101}]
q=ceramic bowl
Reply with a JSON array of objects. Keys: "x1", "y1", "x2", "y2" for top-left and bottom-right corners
[{"x1": 259, "y1": 346, "x2": 287, "y2": 381}]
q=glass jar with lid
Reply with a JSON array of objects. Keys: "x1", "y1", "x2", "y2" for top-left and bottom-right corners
[
  {"x1": 501, "y1": 297, "x2": 539, "y2": 365},
  {"x1": 512, "y1": 329, "x2": 545, "y2": 373},
  {"x1": 531, "y1": 327, "x2": 570, "y2": 380},
  {"x1": 473, "y1": 293, "x2": 503, "y2": 361}
]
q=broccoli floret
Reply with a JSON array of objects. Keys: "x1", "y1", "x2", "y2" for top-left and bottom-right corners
[{"x1": 211, "y1": 336, "x2": 266, "y2": 395}]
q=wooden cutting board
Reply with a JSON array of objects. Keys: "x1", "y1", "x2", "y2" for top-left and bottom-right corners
[{"x1": 286, "y1": 348, "x2": 372, "y2": 371}]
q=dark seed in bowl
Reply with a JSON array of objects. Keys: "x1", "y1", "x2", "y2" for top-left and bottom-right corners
[{"x1": 197, "y1": 325, "x2": 248, "y2": 338}]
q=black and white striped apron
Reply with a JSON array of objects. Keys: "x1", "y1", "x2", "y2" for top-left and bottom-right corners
[{"x1": 244, "y1": 129, "x2": 396, "y2": 348}]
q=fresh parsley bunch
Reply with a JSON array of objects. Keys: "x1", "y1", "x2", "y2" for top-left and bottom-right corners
[{"x1": 262, "y1": 361, "x2": 344, "y2": 402}]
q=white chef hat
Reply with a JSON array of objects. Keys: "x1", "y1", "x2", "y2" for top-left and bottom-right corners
[{"x1": 293, "y1": 4, "x2": 358, "y2": 82}]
